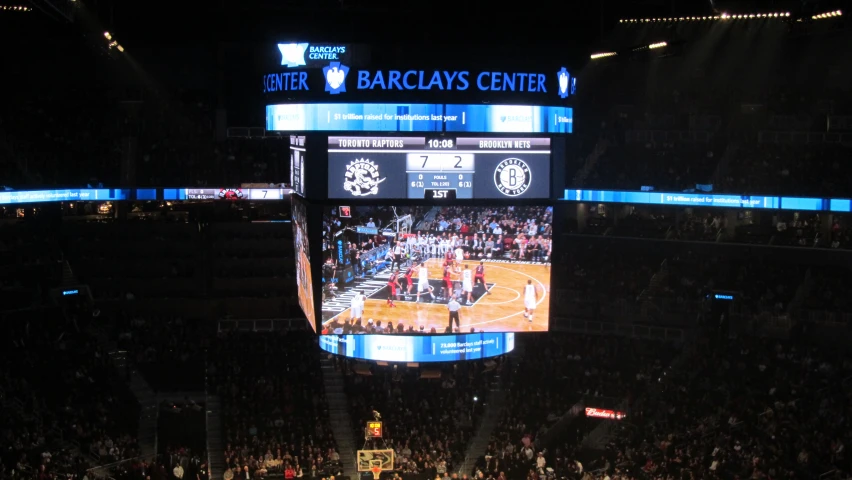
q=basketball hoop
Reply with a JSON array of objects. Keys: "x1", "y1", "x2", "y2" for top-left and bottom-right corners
[{"x1": 370, "y1": 460, "x2": 383, "y2": 480}]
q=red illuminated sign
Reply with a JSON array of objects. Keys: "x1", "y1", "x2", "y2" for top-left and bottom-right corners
[{"x1": 585, "y1": 407, "x2": 626, "y2": 420}]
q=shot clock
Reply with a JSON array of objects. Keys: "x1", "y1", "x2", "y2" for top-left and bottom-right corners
[
  {"x1": 366, "y1": 421, "x2": 383, "y2": 438},
  {"x1": 326, "y1": 136, "x2": 551, "y2": 199}
]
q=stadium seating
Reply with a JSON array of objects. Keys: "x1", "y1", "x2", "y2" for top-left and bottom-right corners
[
  {"x1": 478, "y1": 334, "x2": 678, "y2": 479},
  {"x1": 584, "y1": 336, "x2": 852, "y2": 480},
  {"x1": 343, "y1": 359, "x2": 496, "y2": 474},
  {"x1": 0, "y1": 307, "x2": 140, "y2": 480},
  {"x1": 207, "y1": 331, "x2": 340, "y2": 479}
]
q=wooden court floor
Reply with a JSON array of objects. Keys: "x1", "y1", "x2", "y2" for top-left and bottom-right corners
[
  {"x1": 296, "y1": 249, "x2": 316, "y2": 327},
  {"x1": 323, "y1": 258, "x2": 550, "y2": 333}
]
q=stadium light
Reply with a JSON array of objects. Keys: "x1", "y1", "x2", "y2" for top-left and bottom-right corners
[
  {"x1": 812, "y1": 10, "x2": 842, "y2": 19},
  {"x1": 104, "y1": 32, "x2": 112, "y2": 40},
  {"x1": 0, "y1": 5, "x2": 32, "y2": 11},
  {"x1": 648, "y1": 41, "x2": 667, "y2": 49},
  {"x1": 623, "y1": 12, "x2": 788, "y2": 23},
  {"x1": 117, "y1": 45, "x2": 125, "y2": 53},
  {"x1": 590, "y1": 52, "x2": 617, "y2": 59}
]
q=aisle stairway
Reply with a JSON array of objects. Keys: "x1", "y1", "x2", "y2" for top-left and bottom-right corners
[
  {"x1": 320, "y1": 356, "x2": 359, "y2": 479},
  {"x1": 459, "y1": 374, "x2": 506, "y2": 475},
  {"x1": 206, "y1": 396, "x2": 225, "y2": 480},
  {"x1": 128, "y1": 371, "x2": 160, "y2": 457}
]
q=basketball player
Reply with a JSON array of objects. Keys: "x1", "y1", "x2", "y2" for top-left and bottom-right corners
[
  {"x1": 404, "y1": 262, "x2": 417, "y2": 299},
  {"x1": 441, "y1": 263, "x2": 453, "y2": 300},
  {"x1": 387, "y1": 269, "x2": 402, "y2": 307},
  {"x1": 445, "y1": 246, "x2": 454, "y2": 267},
  {"x1": 523, "y1": 279, "x2": 539, "y2": 323},
  {"x1": 474, "y1": 261, "x2": 490, "y2": 295},
  {"x1": 349, "y1": 290, "x2": 366, "y2": 324},
  {"x1": 454, "y1": 246, "x2": 465, "y2": 271},
  {"x1": 462, "y1": 264, "x2": 474, "y2": 305},
  {"x1": 416, "y1": 262, "x2": 435, "y2": 303}
]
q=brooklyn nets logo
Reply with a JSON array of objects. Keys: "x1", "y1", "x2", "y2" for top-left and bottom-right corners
[
  {"x1": 343, "y1": 158, "x2": 386, "y2": 197},
  {"x1": 494, "y1": 158, "x2": 532, "y2": 196}
]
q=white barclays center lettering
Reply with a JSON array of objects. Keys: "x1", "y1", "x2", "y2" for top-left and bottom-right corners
[{"x1": 308, "y1": 45, "x2": 346, "y2": 60}]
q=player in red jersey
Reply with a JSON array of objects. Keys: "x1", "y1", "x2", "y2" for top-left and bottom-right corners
[
  {"x1": 442, "y1": 263, "x2": 453, "y2": 299},
  {"x1": 404, "y1": 262, "x2": 417, "y2": 299},
  {"x1": 474, "y1": 260, "x2": 490, "y2": 295},
  {"x1": 387, "y1": 269, "x2": 402, "y2": 307}
]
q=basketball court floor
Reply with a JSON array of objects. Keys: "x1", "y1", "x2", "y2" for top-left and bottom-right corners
[{"x1": 321, "y1": 258, "x2": 550, "y2": 333}]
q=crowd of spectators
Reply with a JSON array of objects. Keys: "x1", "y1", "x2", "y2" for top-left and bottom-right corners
[
  {"x1": 343, "y1": 359, "x2": 497, "y2": 476},
  {"x1": 323, "y1": 206, "x2": 553, "y2": 267},
  {"x1": 718, "y1": 144, "x2": 852, "y2": 197},
  {"x1": 0, "y1": 307, "x2": 140, "y2": 480},
  {"x1": 475, "y1": 334, "x2": 678, "y2": 480},
  {"x1": 585, "y1": 141, "x2": 722, "y2": 193},
  {"x1": 207, "y1": 332, "x2": 341, "y2": 480},
  {"x1": 586, "y1": 336, "x2": 852, "y2": 480}
]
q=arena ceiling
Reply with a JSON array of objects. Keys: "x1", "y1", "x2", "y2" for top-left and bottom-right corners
[{"x1": 7, "y1": 0, "x2": 847, "y2": 49}]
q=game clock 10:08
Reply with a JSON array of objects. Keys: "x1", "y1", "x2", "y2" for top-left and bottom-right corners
[{"x1": 326, "y1": 136, "x2": 551, "y2": 200}]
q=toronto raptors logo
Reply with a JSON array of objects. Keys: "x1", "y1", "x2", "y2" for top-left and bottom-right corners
[
  {"x1": 343, "y1": 158, "x2": 386, "y2": 197},
  {"x1": 218, "y1": 188, "x2": 245, "y2": 200},
  {"x1": 494, "y1": 158, "x2": 531, "y2": 197}
]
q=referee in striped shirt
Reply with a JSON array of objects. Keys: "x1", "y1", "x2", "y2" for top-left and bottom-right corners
[{"x1": 447, "y1": 296, "x2": 461, "y2": 331}]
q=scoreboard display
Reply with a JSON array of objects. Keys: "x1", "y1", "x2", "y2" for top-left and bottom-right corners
[
  {"x1": 183, "y1": 188, "x2": 290, "y2": 200},
  {"x1": 327, "y1": 136, "x2": 550, "y2": 200}
]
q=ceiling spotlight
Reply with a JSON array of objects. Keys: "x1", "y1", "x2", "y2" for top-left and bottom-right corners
[
  {"x1": 117, "y1": 45, "x2": 124, "y2": 52},
  {"x1": 104, "y1": 32, "x2": 112, "y2": 40}
]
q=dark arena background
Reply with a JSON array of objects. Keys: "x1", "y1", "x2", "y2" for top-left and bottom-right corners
[{"x1": 2, "y1": 1, "x2": 852, "y2": 480}]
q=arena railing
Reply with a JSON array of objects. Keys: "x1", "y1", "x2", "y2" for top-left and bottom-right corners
[
  {"x1": 217, "y1": 318, "x2": 309, "y2": 332},
  {"x1": 552, "y1": 317, "x2": 685, "y2": 342},
  {"x1": 758, "y1": 130, "x2": 852, "y2": 144},
  {"x1": 86, "y1": 453, "x2": 163, "y2": 480},
  {"x1": 799, "y1": 309, "x2": 852, "y2": 325}
]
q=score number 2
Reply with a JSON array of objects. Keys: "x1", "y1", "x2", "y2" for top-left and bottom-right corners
[{"x1": 421, "y1": 155, "x2": 464, "y2": 169}]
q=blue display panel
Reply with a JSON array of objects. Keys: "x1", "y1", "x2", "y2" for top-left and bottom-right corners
[
  {"x1": 562, "y1": 190, "x2": 849, "y2": 212},
  {"x1": 0, "y1": 189, "x2": 129, "y2": 204},
  {"x1": 266, "y1": 103, "x2": 573, "y2": 133},
  {"x1": 319, "y1": 332, "x2": 515, "y2": 363}
]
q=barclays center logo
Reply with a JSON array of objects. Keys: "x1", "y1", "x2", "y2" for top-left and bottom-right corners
[
  {"x1": 557, "y1": 67, "x2": 577, "y2": 99},
  {"x1": 557, "y1": 67, "x2": 571, "y2": 99},
  {"x1": 278, "y1": 43, "x2": 309, "y2": 67},
  {"x1": 324, "y1": 62, "x2": 350, "y2": 94},
  {"x1": 376, "y1": 344, "x2": 406, "y2": 351},
  {"x1": 500, "y1": 115, "x2": 532, "y2": 123}
]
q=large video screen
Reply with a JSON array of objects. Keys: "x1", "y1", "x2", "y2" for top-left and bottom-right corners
[
  {"x1": 266, "y1": 104, "x2": 573, "y2": 133},
  {"x1": 327, "y1": 136, "x2": 551, "y2": 199},
  {"x1": 320, "y1": 204, "x2": 552, "y2": 333},
  {"x1": 289, "y1": 135, "x2": 306, "y2": 196},
  {"x1": 291, "y1": 195, "x2": 316, "y2": 331}
]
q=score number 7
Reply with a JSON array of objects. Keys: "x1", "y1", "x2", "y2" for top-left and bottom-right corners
[{"x1": 421, "y1": 155, "x2": 464, "y2": 169}]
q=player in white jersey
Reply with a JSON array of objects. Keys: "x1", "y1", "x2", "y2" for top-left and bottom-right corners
[
  {"x1": 523, "y1": 279, "x2": 539, "y2": 323},
  {"x1": 416, "y1": 263, "x2": 435, "y2": 303},
  {"x1": 454, "y1": 246, "x2": 465, "y2": 265},
  {"x1": 350, "y1": 290, "x2": 366, "y2": 324},
  {"x1": 462, "y1": 264, "x2": 474, "y2": 305}
]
